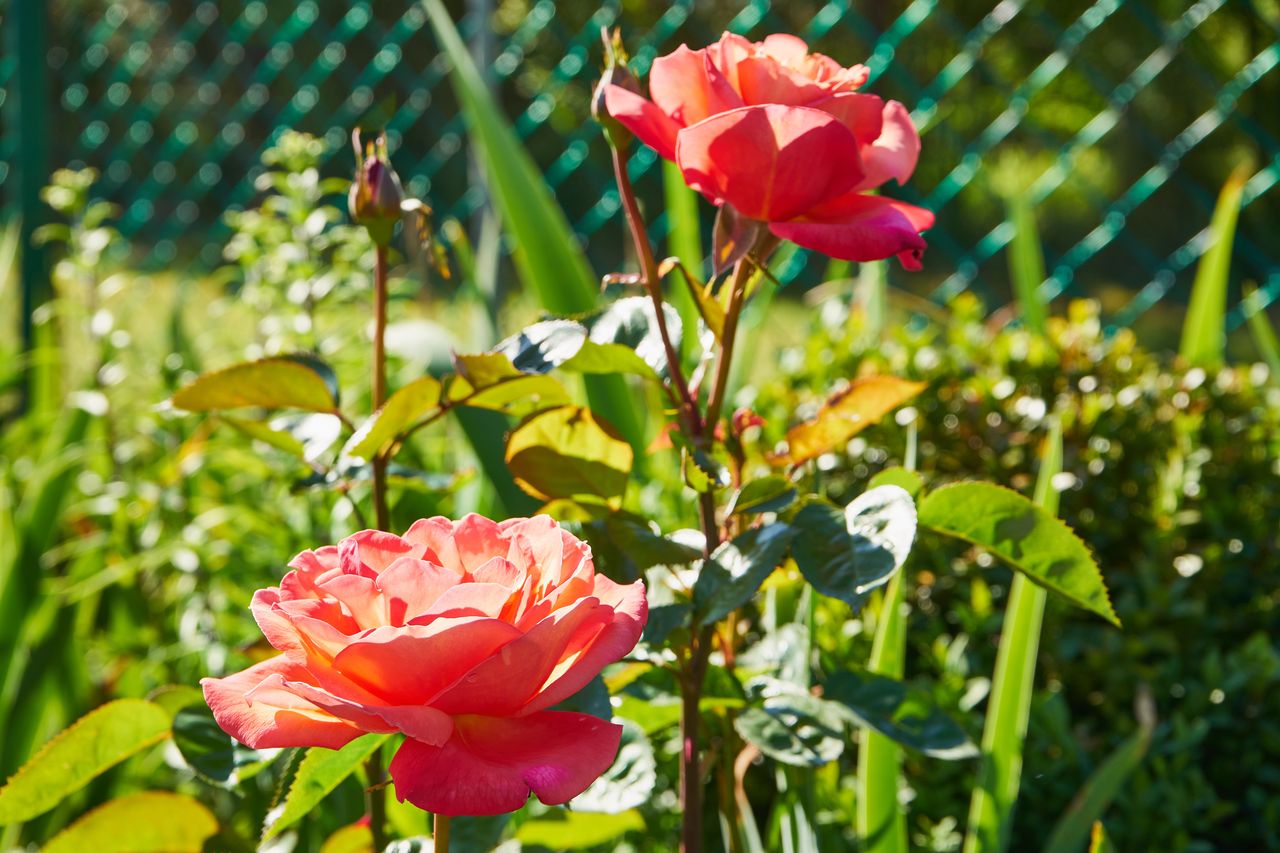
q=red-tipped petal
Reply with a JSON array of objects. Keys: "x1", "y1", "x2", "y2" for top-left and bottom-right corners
[
  {"x1": 331, "y1": 617, "x2": 522, "y2": 705},
  {"x1": 520, "y1": 578, "x2": 646, "y2": 714},
  {"x1": 675, "y1": 104, "x2": 863, "y2": 222},
  {"x1": 202, "y1": 657, "x2": 363, "y2": 750},
  {"x1": 811, "y1": 93, "x2": 885, "y2": 147},
  {"x1": 768, "y1": 193, "x2": 933, "y2": 268},
  {"x1": 429, "y1": 596, "x2": 614, "y2": 716},
  {"x1": 389, "y1": 711, "x2": 623, "y2": 816},
  {"x1": 602, "y1": 85, "x2": 680, "y2": 160}
]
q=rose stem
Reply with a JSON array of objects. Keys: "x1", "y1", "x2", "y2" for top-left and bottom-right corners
[
  {"x1": 609, "y1": 145, "x2": 701, "y2": 438},
  {"x1": 371, "y1": 243, "x2": 391, "y2": 531},
  {"x1": 366, "y1": 243, "x2": 391, "y2": 852},
  {"x1": 434, "y1": 813, "x2": 452, "y2": 853},
  {"x1": 703, "y1": 258, "x2": 752, "y2": 432}
]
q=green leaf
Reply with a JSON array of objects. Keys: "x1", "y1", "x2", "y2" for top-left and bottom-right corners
[
  {"x1": 171, "y1": 354, "x2": 340, "y2": 413},
  {"x1": 780, "y1": 376, "x2": 925, "y2": 466},
  {"x1": 263, "y1": 733, "x2": 391, "y2": 839},
  {"x1": 919, "y1": 482, "x2": 1119, "y2": 626},
  {"x1": 560, "y1": 340, "x2": 661, "y2": 380},
  {"x1": 825, "y1": 670, "x2": 977, "y2": 759},
  {"x1": 341, "y1": 376, "x2": 443, "y2": 463},
  {"x1": 868, "y1": 466, "x2": 923, "y2": 498},
  {"x1": 642, "y1": 603, "x2": 693, "y2": 646},
  {"x1": 505, "y1": 406, "x2": 633, "y2": 503},
  {"x1": 448, "y1": 354, "x2": 573, "y2": 417},
  {"x1": 586, "y1": 296, "x2": 683, "y2": 380},
  {"x1": 603, "y1": 516, "x2": 704, "y2": 570},
  {"x1": 1006, "y1": 195, "x2": 1048, "y2": 335},
  {"x1": 319, "y1": 822, "x2": 374, "y2": 853},
  {"x1": 726, "y1": 475, "x2": 798, "y2": 516},
  {"x1": 1044, "y1": 703, "x2": 1154, "y2": 853},
  {"x1": 734, "y1": 690, "x2": 847, "y2": 768},
  {"x1": 572, "y1": 720, "x2": 657, "y2": 814},
  {"x1": 516, "y1": 809, "x2": 645, "y2": 849},
  {"x1": 172, "y1": 705, "x2": 269, "y2": 784},
  {"x1": 422, "y1": 0, "x2": 643, "y2": 448},
  {"x1": 42, "y1": 792, "x2": 218, "y2": 853},
  {"x1": 693, "y1": 523, "x2": 796, "y2": 626},
  {"x1": 491, "y1": 320, "x2": 588, "y2": 374},
  {"x1": 1180, "y1": 165, "x2": 1248, "y2": 369},
  {"x1": 1088, "y1": 822, "x2": 1116, "y2": 853},
  {"x1": 217, "y1": 415, "x2": 308, "y2": 459},
  {"x1": 790, "y1": 486, "x2": 917, "y2": 607},
  {"x1": 0, "y1": 699, "x2": 171, "y2": 824}
]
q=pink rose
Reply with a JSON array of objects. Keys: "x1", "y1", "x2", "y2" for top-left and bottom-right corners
[
  {"x1": 202, "y1": 515, "x2": 647, "y2": 816},
  {"x1": 604, "y1": 33, "x2": 934, "y2": 269}
]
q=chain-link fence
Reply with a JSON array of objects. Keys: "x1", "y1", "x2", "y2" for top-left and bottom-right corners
[{"x1": 3, "y1": 0, "x2": 1278, "y2": 336}]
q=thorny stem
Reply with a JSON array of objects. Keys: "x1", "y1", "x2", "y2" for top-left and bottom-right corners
[
  {"x1": 610, "y1": 145, "x2": 702, "y2": 439},
  {"x1": 371, "y1": 244, "x2": 391, "y2": 531}
]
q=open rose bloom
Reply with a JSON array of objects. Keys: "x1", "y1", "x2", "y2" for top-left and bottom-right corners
[
  {"x1": 202, "y1": 515, "x2": 647, "y2": 816},
  {"x1": 604, "y1": 33, "x2": 934, "y2": 268}
]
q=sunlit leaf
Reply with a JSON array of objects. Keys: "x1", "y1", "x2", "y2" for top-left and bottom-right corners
[
  {"x1": 42, "y1": 792, "x2": 217, "y2": 853},
  {"x1": 735, "y1": 689, "x2": 847, "y2": 767},
  {"x1": 694, "y1": 523, "x2": 796, "y2": 626},
  {"x1": 604, "y1": 516, "x2": 703, "y2": 569},
  {"x1": 505, "y1": 406, "x2": 633, "y2": 503},
  {"x1": 0, "y1": 699, "x2": 171, "y2": 824},
  {"x1": 586, "y1": 296, "x2": 682, "y2": 380},
  {"x1": 868, "y1": 466, "x2": 923, "y2": 498},
  {"x1": 780, "y1": 376, "x2": 925, "y2": 466},
  {"x1": 1180, "y1": 165, "x2": 1248, "y2": 369},
  {"x1": 448, "y1": 353, "x2": 573, "y2": 416},
  {"x1": 171, "y1": 354, "x2": 340, "y2": 413},
  {"x1": 341, "y1": 376, "x2": 443, "y2": 463},
  {"x1": 217, "y1": 415, "x2": 307, "y2": 459},
  {"x1": 825, "y1": 669, "x2": 977, "y2": 759},
  {"x1": 726, "y1": 475, "x2": 797, "y2": 516},
  {"x1": 172, "y1": 705, "x2": 271, "y2": 784},
  {"x1": 319, "y1": 821, "x2": 374, "y2": 853},
  {"x1": 516, "y1": 809, "x2": 645, "y2": 849},
  {"x1": 790, "y1": 486, "x2": 917, "y2": 606},
  {"x1": 919, "y1": 482, "x2": 1119, "y2": 626},
  {"x1": 560, "y1": 340, "x2": 660, "y2": 380},
  {"x1": 491, "y1": 320, "x2": 588, "y2": 373},
  {"x1": 262, "y1": 733, "x2": 391, "y2": 839}
]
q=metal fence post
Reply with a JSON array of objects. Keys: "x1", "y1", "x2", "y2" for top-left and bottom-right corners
[{"x1": 13, "y1": 0, "x2": 51, "y2": 412}]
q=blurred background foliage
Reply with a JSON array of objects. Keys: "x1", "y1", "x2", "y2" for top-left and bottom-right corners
[{"x1": 1, "y1": 0, "x2": 1278, "y2": 337}]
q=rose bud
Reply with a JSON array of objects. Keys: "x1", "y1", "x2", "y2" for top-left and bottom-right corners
[
  {"x1": 349, "y1": 128, "x2": 404, "y2": 247},
  {"x1": 592, "y1": 27, "x2": 641, "y2": 150}
]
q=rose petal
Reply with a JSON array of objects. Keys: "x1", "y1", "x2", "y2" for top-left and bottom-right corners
[
  {"x1": 736, "y1": 55, "x2": 827, "y2": 105},
  {"x1": 331, "y1": 617, "x2": 522, "y2": 705},
  {"x1": 601, "y1": 85, "x2": 680, "y2": 160},
  {"x1": 402, "y1": 517, "x2": 463, "y2": 571},
  {"x1": 856, "y1": 100, "x2": 921, "y2": 189},
  {"x1": 389, "y1": 711, "x2": 623, "y2": 816},
  {"x1": 768, "y1": 193, "x2": 933, "y2": 268},
  {"x1": 430, "y1": 596, "x2": 615, "y2": 716},
  {"x1": 202, "y1": 657, "x2": 363, "y2": 750},
  {"x1": 452, "y1": 514, "x2": 511, "y2": 574},
  {"x1": 413, "y1": 581, "x2": 513, "y2": 621},
  {"x1": 274, "y1": 677, "x2": 453, "y2": 746},
  {"x1": 759, "y1": 33, "x2": 811, "y2": 64},
  {"x1": 649, "y1": 44, "x2": 742, "y2": 126},
  {"x1": 811, "y1": 93, "x2": 885, "y2": 147},
  {"x1": 521, "y1": 578, "x2": 647, "y2": 714},
  {"x1": 676, "y1": 104, "x2": 864, "y2": 222},
  {"x1": 375, "y1": 556, "x2": 462, "y2": 625}
]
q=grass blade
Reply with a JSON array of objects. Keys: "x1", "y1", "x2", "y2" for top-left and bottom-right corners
[
  {"x1": 1043, "y1": 692, "x2": 1154, "y2": 853},
  {"x1": 423, "y1": 0, "x2": 644, "y2": 449},
  {"x1": 1006, "y1": 196, "x2": 1047, "y2": 335},
  {"x1": 963, "y1": 419, "x2": 1062, "y2": 853},
  {"x1": 1242, "y1": 284, "x2": 1280, "y2": 377},
  {"x1": 1179, "y1": 166, "x2": 1248, "y2": 368}
]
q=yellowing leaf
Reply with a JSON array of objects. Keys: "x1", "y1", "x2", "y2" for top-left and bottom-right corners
[
  {"x1": 341, "y1": 376, "x2": 443, "y2": 463},
  {"x1": 780, "y1": 376, "x2": 926, "y2": 466},
  {"x1": 506, "y1": 406, "x2": 633, "y2": 503},
  {"x1": 171, "y1": 355, "x2": 339, "y2": 413},
  {"x1": 43, "y1": 792, "x2": 217, "y2": 853}
]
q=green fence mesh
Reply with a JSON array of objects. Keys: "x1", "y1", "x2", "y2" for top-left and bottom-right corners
[{"x1": 2, "y1": 0, "x2": 1278, "y2": 334}]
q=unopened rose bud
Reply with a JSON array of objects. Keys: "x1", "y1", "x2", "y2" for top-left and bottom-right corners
[
  {"x1": 592, "y1": 28, "x2": 639, "y2": 150},
  {"x1": 732, "y1": 407, "x2": 766, "y2": 437},
  {"x1": 349, "y1": 128, "x2": 403, "y2": 247}
]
